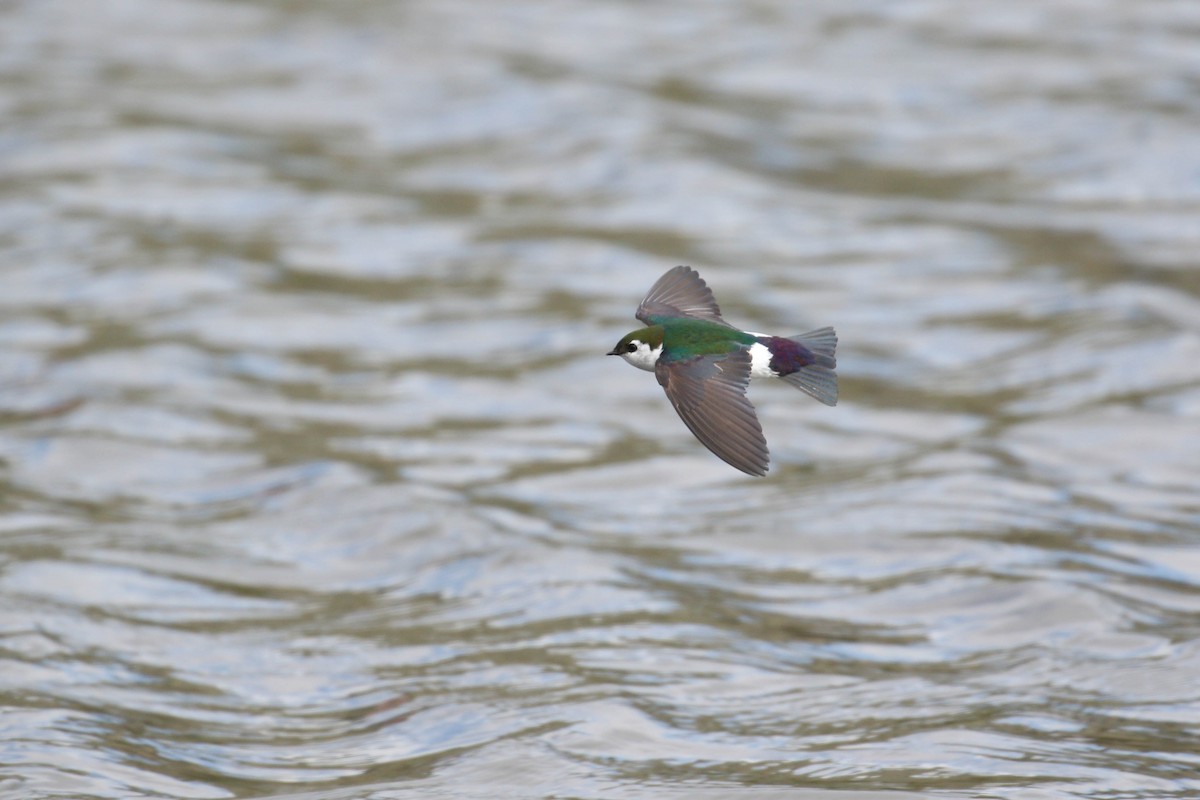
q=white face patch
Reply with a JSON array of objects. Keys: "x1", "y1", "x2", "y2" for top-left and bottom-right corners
[{"x1": 619, "y1": 339, "x2": 662, "y2": 372}]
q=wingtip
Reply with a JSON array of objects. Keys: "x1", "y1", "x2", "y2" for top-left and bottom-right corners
[{"x1": 637, "y1": 265, "x2": 729, "y2": 326}]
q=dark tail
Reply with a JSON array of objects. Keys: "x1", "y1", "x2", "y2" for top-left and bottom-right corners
[{"x1": 780, "y1": 327, "x2": 837, "y2": 406}]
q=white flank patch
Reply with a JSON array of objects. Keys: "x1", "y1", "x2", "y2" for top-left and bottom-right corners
[{"x1": 748, "y1": 341, "x2": 776, "y2": 379}]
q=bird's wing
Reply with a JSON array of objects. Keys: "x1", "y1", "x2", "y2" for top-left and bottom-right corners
[
  {"x1": 654, "y1": 347, "x2": 768, "y2": 476},
  {"x1": 636, "y1": 266, "x2": 731, "y2": 326}
]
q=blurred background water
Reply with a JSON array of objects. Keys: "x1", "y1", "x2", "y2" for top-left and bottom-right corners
[{"x1": 2, "y1": 1, "x2": 1200, "y2": 798}]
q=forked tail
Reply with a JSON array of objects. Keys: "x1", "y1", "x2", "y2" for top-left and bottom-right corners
[{"x1": 780, "y1": 326, "x2": 837, "y2": 406}]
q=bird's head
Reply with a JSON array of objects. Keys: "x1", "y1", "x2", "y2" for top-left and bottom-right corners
[{"x1": 607, "y1": 326, "x2": 664, "y2": 372}]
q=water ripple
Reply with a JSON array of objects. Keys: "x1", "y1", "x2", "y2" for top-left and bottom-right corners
[{"x1": 3, "y1": 0, "x2": 1200, "y2": 798}]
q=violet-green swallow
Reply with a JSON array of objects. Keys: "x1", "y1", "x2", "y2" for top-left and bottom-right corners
[{"x1": 608, "y1": 265, "x2": 837, "y2": 477}]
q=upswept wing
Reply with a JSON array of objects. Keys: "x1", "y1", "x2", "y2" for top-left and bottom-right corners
[
  {"x1": 636, "y1": 265, "x2": 731, "y2": 326},
  {"x1": 654, "y1": 348, "x2": 769, "y2": 476}
]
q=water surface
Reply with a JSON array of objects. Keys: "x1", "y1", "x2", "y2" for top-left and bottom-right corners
[{"x1": 2, "y1": 1, "x2": 1200, "y2": 798}]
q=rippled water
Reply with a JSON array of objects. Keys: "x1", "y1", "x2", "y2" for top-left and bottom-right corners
[{"x1": 3, "y1": 1, "x2": 1200, "y2": 798}]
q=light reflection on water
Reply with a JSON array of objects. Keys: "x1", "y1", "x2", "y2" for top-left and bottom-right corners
[{"x1": 2, "y1": 1, "x2": 1200, "y2": 798}]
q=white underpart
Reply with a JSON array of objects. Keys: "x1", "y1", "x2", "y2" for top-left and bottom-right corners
[
  {"x1": 619, "y1": 340, "x2": 662, "y2": 372},
  {"x1": 747, "y1": 338, "x2": 776, "y2": 379},
  {"x1": 620, "y1": 337, "x2": 779, "y2": 378},
  {"x1": 619, "y1": 335, "x2": 777, "y2": 379}
]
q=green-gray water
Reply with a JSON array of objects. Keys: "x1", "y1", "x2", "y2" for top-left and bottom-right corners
[{"x1": 2, "y1": 2, "x2": 1199, "y2": 798}]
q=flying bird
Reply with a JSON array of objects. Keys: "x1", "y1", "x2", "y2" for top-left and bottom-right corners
[{"x1": 608, "y1": 266, "x2": 837, "y2": 476}]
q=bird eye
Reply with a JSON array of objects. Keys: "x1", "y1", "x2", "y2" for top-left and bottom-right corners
[{"x1": 626, "y1": 343, "x2": 638, "y2": 353}]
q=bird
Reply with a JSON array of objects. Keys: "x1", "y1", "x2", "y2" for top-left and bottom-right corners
[{"x1": 607, "y1": 265, "x2": 837, "y2": 476}]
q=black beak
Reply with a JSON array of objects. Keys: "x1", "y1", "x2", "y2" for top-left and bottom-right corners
[{"x1": 606, "y1": 348, "x2": 621, "y2": 356}]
